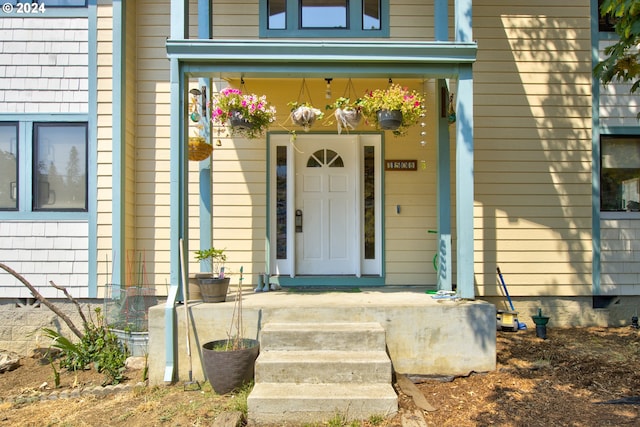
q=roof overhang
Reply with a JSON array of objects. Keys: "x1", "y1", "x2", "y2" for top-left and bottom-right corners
[{"x1": 166, "y1": 39, "x2": 478, "y2": 79}]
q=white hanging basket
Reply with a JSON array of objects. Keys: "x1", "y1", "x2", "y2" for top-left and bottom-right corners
[
  {"x1": 334, "y1": 108, "x2": 362, "y2": 134},
  {"x1": 291, "y1": 105, "x2": 322, "y2": 131}
]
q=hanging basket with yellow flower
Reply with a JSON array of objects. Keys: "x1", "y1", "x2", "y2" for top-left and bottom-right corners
[{"x1": 361, "y1": 84, "x2": 425, "y2": 136}]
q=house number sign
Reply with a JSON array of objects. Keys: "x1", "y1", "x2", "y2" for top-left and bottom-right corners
[{"x1": 385, "y1": 160, "x2": 417, "y2": 171}]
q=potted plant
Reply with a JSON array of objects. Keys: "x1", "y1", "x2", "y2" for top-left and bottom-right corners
[
  {"x1": 327, "y1": 96, "x2": 364, "y2": 134},
  {"x1": 202, "y1": 266, "x2": 259, "y2": 394},
  {"x1": 288, "y1": 101, "x2": 324, "y2": 131},
  {"x1": 210, "y1": 87, "x2": 277, "y2": 139},
  {"x1": 361, "y1": 83, "x2": 425, "y2": 136},
  {"x1": 193, "y1": 247, "x2": 230, "y2": 303}
]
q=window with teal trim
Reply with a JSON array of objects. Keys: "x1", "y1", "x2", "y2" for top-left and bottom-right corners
[
  {"x1": 0, "y1": 121, "x2": 88, "y2": 213},
  {"x1": 601, "y1": 135, "x2": 640, "y2": 212},
  {"x1": 263, "y1": 0, "x2": 388, "y2": 38},
  {"x1": 598, "y1": 0, "x2": 616, "y2": 32},
  {"x1": 33, "y1": 123, "x2": 88, "y2": 211},
  {"x1": 0, "y1": 123, "x2": 18, "y2": 210}
]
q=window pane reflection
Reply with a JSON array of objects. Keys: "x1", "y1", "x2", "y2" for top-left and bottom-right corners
[
  {"x1": 34, "y1": 123, "x2": 87, "y2": 211},
  {"x1": 268, "y1": 0, "x2": 286, "y2": 29},
  {"x1": 601, "y1": 136, "x2": 640, "y2": 211},
  {"x1": 363, "y1": 0, "x2": 380, "y2": 30},
  {"x1": 364, "y1": 146, "x2": 375, "y2": 258},
  {"x1": 276, "y1": 146, "x2": 288, "y2": 259},
  {"x1": 301, "y1": 0, "x2": 347, "y2": 29}
]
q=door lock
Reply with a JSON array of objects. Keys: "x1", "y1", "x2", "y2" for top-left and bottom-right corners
[{"x1": 295, "y1": 209, "x2": 303, "y2": 232}]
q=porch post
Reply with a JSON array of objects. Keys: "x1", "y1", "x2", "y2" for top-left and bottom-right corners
[
  {"x1": 198, "y1": 0, "x2": 213, "y2": 262},
  {"x1": 456, "y1": 65, "x2": 475, "y2": 299},
  {"x1": 437, "y1": 80, "x2": 452, "y2": 292},
  {"x1": 455, "y1": 0, "x2": 473, "y2": 43},
  {"x1": 434, "y1": 0, "x2": 448, "y2": 42}
]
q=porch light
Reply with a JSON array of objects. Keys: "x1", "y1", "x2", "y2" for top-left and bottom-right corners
[{"x1": 325, "y1": 78, "x2": 333, "y2": 99}]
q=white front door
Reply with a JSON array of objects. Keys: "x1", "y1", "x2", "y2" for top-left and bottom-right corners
[
  {"x1": 294, "y1": 137, "x2": 357, "y2": 274},
  {"x1": 269, "y1": 133, "x2": 381, "y2": 278}
]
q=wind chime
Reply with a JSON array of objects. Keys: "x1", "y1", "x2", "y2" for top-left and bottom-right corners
[
  {"x1": 448, "y1": 93, "x2": 456, "y2": 124},
  {"x1": 187, "y1": 86, "x2": 213, "y2": 161}
]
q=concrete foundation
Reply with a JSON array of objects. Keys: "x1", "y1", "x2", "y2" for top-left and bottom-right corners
[
  {"x1": 484, "y1": 295, "x2": 640, "y2": 328},
  {"x1": 147, "y1": 287, "x2": 498, "y2": 385},
  {"x1": 0, "y1": 299, "x2": 102, "y2": 355}
]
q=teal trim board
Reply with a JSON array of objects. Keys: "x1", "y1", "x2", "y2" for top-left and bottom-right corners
[
  {"x1": 276, "y1": 276, "x2": 385, "y2": 288},
  {"x1": 87, "y1": 0, "x2": 99, "y2": 297},
  {"x1": 111, "y1": 0, "x2": 125, "y2": 296},
  {"x1": 590, "y1": 0, "x2": 600, "y2": 296}
]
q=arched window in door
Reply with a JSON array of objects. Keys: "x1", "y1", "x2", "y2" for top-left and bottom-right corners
[{"x1": 306, "y1": 149, "x2": 344, "y2": 168}]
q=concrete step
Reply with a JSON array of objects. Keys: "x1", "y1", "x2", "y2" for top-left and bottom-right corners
[
  {"x1": 259, "y1": 321, "x2": 386, "y2": 352},
  {"x1": 255, "y1": 350, "x2": 392, "y2": 383},
  {"x1": 247, "y1": 382, "x2": 398, "y2": 424}
]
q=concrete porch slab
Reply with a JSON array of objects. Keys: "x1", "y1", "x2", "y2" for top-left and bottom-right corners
[{"x1": 148, "y1": 286, "x2": 497, "y2": 385}]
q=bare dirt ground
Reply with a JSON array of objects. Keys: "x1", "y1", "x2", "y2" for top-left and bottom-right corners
[{"x1": 1, "y1": 327, "x2": 639, "y2": 426}]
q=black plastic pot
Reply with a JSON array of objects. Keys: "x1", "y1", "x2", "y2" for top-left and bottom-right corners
[
  {"x1": 229, "y1": 110, "x2": 253, "y2": 130},
  {"x1": 376, "y1": 109, "x2": 403, "y2": 130},
  {"x1": 202, "y1": 339, "x2": 259, "y2": 394}
]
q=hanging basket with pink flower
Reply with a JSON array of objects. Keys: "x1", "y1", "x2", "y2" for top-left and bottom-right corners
[{"x1": 210, "y1": 87, "x2": 277, "y2": 139}]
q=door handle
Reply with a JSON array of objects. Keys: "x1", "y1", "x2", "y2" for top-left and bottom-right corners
[{"x1": 295, "y1": 209, "x2": 303, "y2": 232}]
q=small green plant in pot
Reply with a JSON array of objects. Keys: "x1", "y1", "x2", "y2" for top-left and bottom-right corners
[{"x1": 194, "y1": 247, "x2": 230, "y2": 302}]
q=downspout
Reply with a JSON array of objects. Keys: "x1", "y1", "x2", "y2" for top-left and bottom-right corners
[
  {"x1": 165, "y1": 60, "x2": 188, "y2": 383},
  {"x1": 165, "y1": 0, "x2": 189, "y2": 384}
]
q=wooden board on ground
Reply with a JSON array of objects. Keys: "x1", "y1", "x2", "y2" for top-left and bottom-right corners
[
  {"x1": 401, "y1": 409, "x2": 428, "y2": 427},
  {"x1": 396, "y1": 373, "x2": 437, "y2": 412}
]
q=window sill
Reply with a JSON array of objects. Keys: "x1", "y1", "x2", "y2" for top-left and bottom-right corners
[{"x1": 600, "y1": 211, "x2": 640, "y2": 220}]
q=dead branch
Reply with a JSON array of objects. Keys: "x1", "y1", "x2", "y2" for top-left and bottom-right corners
[
  {"x1": 49, "y1": 280, "x2": 89, "y2": 326},
  {"x1": 0, "y1": 262, "x2": 84, "y2": 340}
]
